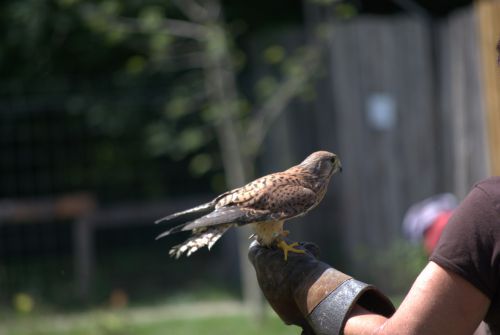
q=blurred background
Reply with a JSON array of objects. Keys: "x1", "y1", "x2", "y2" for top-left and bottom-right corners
[{"x1": 1, "y1": 0, "x2": 499, "y2": 334}]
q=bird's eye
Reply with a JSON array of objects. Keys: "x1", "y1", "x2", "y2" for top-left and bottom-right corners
[{"x1": 330, "y1": 157, "x2": 336, "y2": 163}]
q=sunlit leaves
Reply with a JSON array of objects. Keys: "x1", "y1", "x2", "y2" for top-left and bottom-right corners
[
  {"x1": 281, "y1": 54, "x2": 306, "y2": 78},
  {"x1": 189, "y1": 153, "x2": 213, "y2": 176},
  {"x1": 263, "y1": 45, "x2": 285, "y2": 64},
  {"x1": 100, "y1": 0, "x2": 121, "y2": 16},
  {"x1": 13, "y1": 293, "x2": 35, "y2": 314},
  {"x1": 3, "y1": 0, "x2": 329, "y2": 192},
  {"x1": 334, "y1": 3, "x2": 357, "y2": 19},
  {"x1": 255, "y1": 76, "x2": 278, "y2": 101},
  {"x1": 178, "y1": 128, "x2": 205, "y2": 153},
  {"x1": 145, "y1": 123, "x2": 208, "y2": 161},
  {"x1": 57, "y1": 0, "x2": 79, "y2": 8},
  {"x1": 205, "y1": 25, "x2": 227, "y2": 60},
  {"x1": 105, "y1": 24, "x2": 127, "y2": 44},
  {"x1": 200, "y1": 105, "x2": 219, "y2": 123},
  {"x1": 149, "y1": 33, "x2": 172, "y2": 55},
  {"x1": 138, "y1": 6, "x2": 164, "y2": 32},
  {"x1": 164, "y1": 96, "x2": 192, "y2": 120},
  {"x1": 125, "y1": 55, "x2": 146, "y2": 75},
  {"x1": 84, "y1": 8, "x2": 110, "y2": 33}
]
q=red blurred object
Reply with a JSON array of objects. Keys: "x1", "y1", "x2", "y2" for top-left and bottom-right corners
[{"x1": 423, "y1": 211, "x2": 453, "y2": 254}]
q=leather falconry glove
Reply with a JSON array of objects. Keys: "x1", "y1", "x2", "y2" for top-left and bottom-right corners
[{"x1": 248, "y1": 241, "x2": 395, "y2": 335}]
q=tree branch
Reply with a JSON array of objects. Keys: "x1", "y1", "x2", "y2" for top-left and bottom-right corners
[
  {"x1": 81, "y1": 4, "x2": 207, "y2": 40},
  {"x1": 121, "y1": 16, "x2": 206, "y2": 40},
  {"x1": 151, "y1": 52, "x2": 207, "y2": 71},
  {"x1": 246, "y1": 45, "x2": 322, "y2": 155},
  {"x1": 173, "y1": 0, "x2": 210, "y2": 23}
]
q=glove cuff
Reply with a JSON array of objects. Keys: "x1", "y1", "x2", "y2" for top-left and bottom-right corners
[{"x1": 306, "y1": 278, "x2": 395, "y2": 335}]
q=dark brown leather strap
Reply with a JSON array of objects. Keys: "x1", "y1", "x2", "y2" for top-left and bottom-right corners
[{"x1": 307, "y1": 279, "x2": 395, "y2": 335}]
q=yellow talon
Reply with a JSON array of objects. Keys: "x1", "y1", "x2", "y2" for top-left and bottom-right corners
[{"x1": 277, "y1": 240, "x2": 305, "y2": 261}]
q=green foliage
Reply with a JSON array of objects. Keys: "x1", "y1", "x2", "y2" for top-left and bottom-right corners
[
  {"x1": 255, "y1": 76, "x2": 278, "y2": 101},
  {"x1": 263, "y1": 45, "x2": 286, "y2": 64},
  {"x1": 0, "y1": 0, "x2": 332, "y2": 199},
  {"x1": 138, "y1": 6, "x2": 164, "y2": 32},
  {"x1": 353, "y1": 239, "x2": 428, "y2": 295}
]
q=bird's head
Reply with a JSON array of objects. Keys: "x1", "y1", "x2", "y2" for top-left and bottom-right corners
[{"x1": 298, "y1": 151, "x2": 342, "y2": 179}]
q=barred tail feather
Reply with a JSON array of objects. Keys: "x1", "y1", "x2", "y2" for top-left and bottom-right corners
[
  {"x1": 156, "y1": 206, "x2": 246, "y2": 241},
  {"x1": 155, "y1": 201, "x2": 215, "y2": 224},
  {"x1": 155, "y1": 223, "x2": 186, "y2": 240},
  {"x1": 168, "y1": 225, "x2": 232, "y2": 259}
]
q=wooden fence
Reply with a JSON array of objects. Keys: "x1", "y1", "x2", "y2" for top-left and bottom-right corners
[
  {"x1": 476, "y1": 0, "x2": 500, "y2": 175},
  {"x1": 261, "y1": 6, "x2": 490, "y2": 280}
]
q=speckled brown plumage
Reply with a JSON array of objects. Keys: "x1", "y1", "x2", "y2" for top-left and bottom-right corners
[{"x1": 156, "y1": 151, "x2": 342, "y2": 259}]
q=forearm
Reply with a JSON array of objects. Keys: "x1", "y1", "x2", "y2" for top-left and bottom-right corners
[
  {"x1": 344, "y1": 305, "x2": 388, "y2": 335},
  {"x1": 344, "y1": 262, "x2": 490, "y2": 335}
]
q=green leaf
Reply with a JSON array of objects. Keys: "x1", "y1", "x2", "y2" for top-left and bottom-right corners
[
  {"x1": 100, "y1": 0, "x2": 121, "y2": 16},
  {"x1": 178, "y1": 128, "x2": 205, "y2": 153},
  {"x1": 164, "y1": 96, "x2": 190, "y2": 120},
  {"x1": 189, "y1": 153, "x2": 213, "y2": 176},
  {"x1": 255, "y1": 76, "x2": 278, "y2": 101},
  {"x1": 335, "y1": 3, "x2": 357, "y2": 19},
  {"x1": 139, "y1": 6, "x2": 164, "y2": 32},
  {"x1": 150, "y1": 33, "x2": 172, "y2": 53},
  {"x1": 126, "y1": 55, "x2": 146, "y2": 75},
  {"x1": 263, "y1": 45, "x2": 285, "y2": 64},
  {"x1": 57, "y1": 0, "x2": 79, "y2": 8},
  {"x1": 201, "y1": 105, "x2": 219, "y2": 123},
  {"x1": 85, "y1": 12, "x2": 109, "y2": 32},
  {"x1": 206, "y1": 26, "x2": 227, "y2": 60},
  {"x1": 281, "y1": 58, "x2": 304, "y2": 78},
  {"x1": 106, "y1": 25, "x2": 127, "y2": 44}
]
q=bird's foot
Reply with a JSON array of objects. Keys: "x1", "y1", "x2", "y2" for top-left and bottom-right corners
[{"x1": 277, "y1": 240, "x2": 305, "y2": 261}]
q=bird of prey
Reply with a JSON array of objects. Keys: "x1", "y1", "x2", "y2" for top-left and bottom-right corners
[{"x1": 156, "y1": 151, "x2": 342, "y2": 260}]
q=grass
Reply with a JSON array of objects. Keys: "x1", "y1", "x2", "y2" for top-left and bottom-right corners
[
  {"x1": 137, "y1": 316, "x2": 291, "y2": 335},
  {"x1": 0, "y1": 300, "x2": 300, "y2": 335}
]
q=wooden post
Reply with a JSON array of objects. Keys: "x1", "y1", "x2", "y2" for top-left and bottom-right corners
[
  {"x1": 73, "y1": 215, "x2": 94, "y2": 301},
  {"x1": 476, "y1": 0, "x2": 500, "y2": 175}
]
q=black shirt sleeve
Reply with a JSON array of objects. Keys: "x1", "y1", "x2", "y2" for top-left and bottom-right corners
[{"x1": 430, "y1": 177, "x2": 500, "y2": 299}]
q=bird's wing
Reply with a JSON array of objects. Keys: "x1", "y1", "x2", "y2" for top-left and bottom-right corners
[
  {"x1": 250, "y1": 184, "x2": 319, "y2": 221},
  {"x1": 214, "y1": 172, "x2": 290, "y2": 208},
  {"x1": 155, "y1": 173, "x2": 271, "y2": 225},
  {"x1": 214, "y1": 172, "x2": 318, "y2": 222},
  {"x1": 154, "y1": 173, "x2": 279, "y2": 232},
  {"x1": 156, "y1": 172, "x2": 317, "y2": 239}
]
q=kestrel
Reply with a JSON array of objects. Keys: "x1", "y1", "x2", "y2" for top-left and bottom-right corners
[{"x1": 156, "y1": 151, "x2": 342, "y2": 260}]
